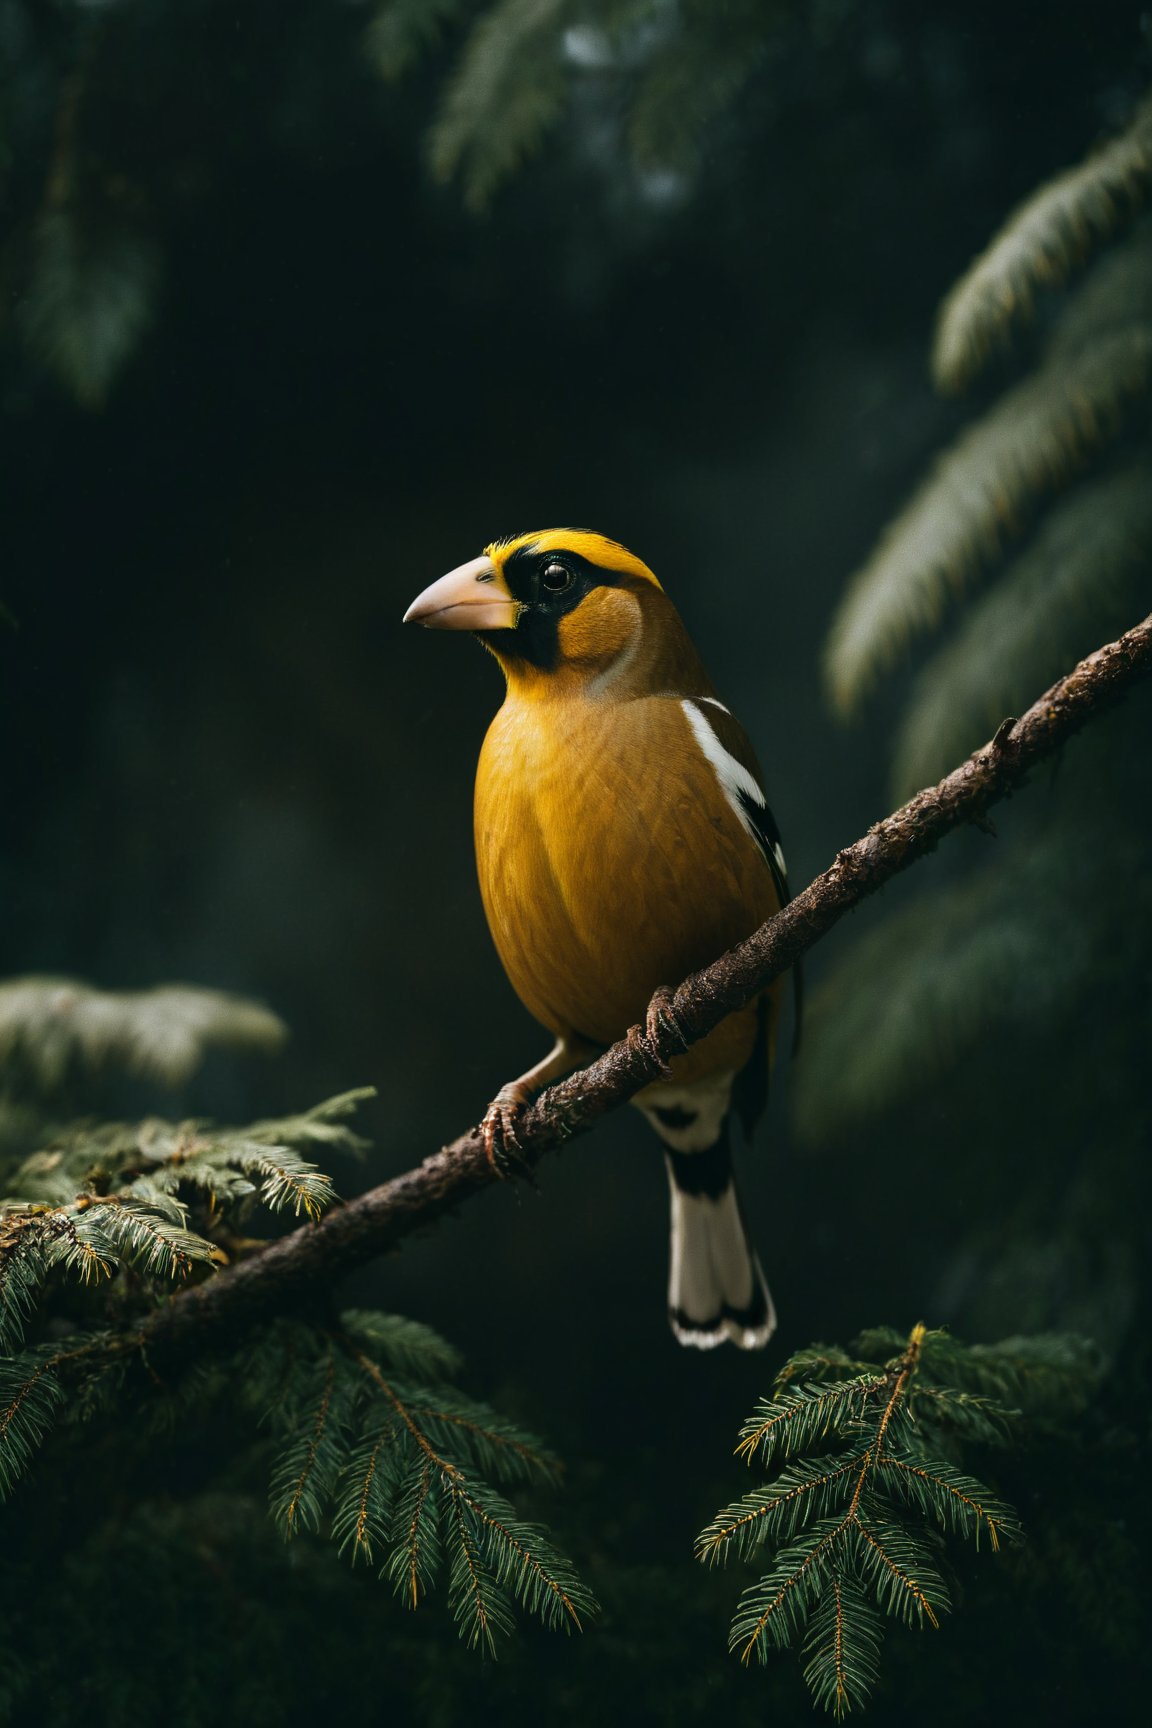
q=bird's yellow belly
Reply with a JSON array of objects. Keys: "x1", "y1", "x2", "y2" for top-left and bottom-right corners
[{"x1": 474, "y1": 695, "x2": 782, "y2": 1081}]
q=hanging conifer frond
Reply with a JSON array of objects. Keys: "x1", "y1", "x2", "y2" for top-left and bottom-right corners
[
  {"x1": 0, "y1": 1189, "x2": 220, "y2": 1320},
  {"x1": 446, "y1": 1479, "x2": 589, "y2": 1645},
  {"x1": 0, "y1": 1347, "x2": 68, "y2": 1501},
  {"x1": 824, "y1": 320, "x2": 1152, "y2": 714},
  {"x1": 240, "y1": 1089, "x2": 373, "y2": 1161},
  {"x1": 1, "y1": 1092, "x2": 360, "y2": 1222},
  {"x1": 790, "y1": 842, "x2": 1128, "y2": 1146},
  {"x1": 77, "y1": 1197, "x2": 214, "y2": 1282},
  {"x1": 256, "y1": 1314, "x2": 594, "y2": 1650},
  {"x1": 1047, "y1": 222, "x2": 1152, "y2": 356},
  {"x1": 339, "y1": 1308, "x2": 464, "y2": 1380},
  {"x1": 0, "y1": 1088, "x2": 364, "y2": 1508},
  {"x1": 0, "y1": 976, "x2": 287, "y2": 1093},
  {"x1": 188, "y1": 1137, "x2": 337, "y2": 1221},
  {"x1": 365, "y1": 0, "x2": 475, "y2": 80},
  {"x1": 268, "y1": 1342, "x2": 361, "y2": 1538},
  {"x1": 0, "y1": 1242, "x2": 586, "y2": 1651},
  {"x1": 426, "y1": 0, "x2": 573, "y2": 210},
  {"x1": 897, "y1": 1328, "x2": 1100, "y2": 1415},
  {"x1": 623, "y1": 0, "x2": 769, "y2": 171},
  {"x1": 377, "y1": 0, "x2": 796, "y2": 205},
  {"x1": 0, "y1": 1219, "x2": 50, "y2": 1354},
  {"x1": 934, "y1": 94, "x2": 1152, "y2": 392},
  {"x1": 698, "y1": 1324, "x2": 1093, "y2": 1718},
  {"x1": 890, "y1": 459, "x2": 1152, "y2": 795},
  {"x1": 816, "y1": 104, "x2": 1152, "y2": 1334},
  {"x1": 17, "y1": 213, "x2": 161, "y2": 410},
  {"x1": 0, "y1": 1089, "x2": 367, "y2": 1470}
]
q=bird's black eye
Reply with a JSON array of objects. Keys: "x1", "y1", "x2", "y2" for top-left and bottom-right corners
[{"x1": 540, "y1": 561, "x2": 573, "y2": 593}]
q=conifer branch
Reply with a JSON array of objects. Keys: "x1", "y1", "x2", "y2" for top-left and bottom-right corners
[
  {"x1": 273, "y1": 1348, "x2": 340, "y2": 1538},
  {"x1": 933, "y1": 94, "x2": 1152, "y2": 391},
  {"x1": 246, "y1": 1310, "x2": 594, "y2": 1646},
  {"x1": 698, "y1": 1324, "x2": 1081, "y2": 1715},
  {"x1": 126, "y1": 610, "x2": 1152, "y2": 1366},
  {"x1": 888, "y1": 458, "x2": 1152, "y2": 797},
  {"x1": 824, "y1": 315, "x2": 1152, "y2": 714},
  {"x1": 0, "y1": 978, "x2": 286, "y2": 1092}
]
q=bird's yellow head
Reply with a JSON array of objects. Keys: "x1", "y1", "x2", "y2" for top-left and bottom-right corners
[{"x1": 403, "y1": 529, "x2": 663, "y2": 676}]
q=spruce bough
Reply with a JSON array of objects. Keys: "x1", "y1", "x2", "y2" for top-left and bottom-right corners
[{"x1": 699, "y1": 1324, "x2": 1097, "y2": 1716}]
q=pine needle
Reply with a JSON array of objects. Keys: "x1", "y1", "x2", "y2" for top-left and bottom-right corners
[
  {"x1": 935, "y1": 94, "x2": 1152, "y2": 391},
  {"x1": 824, "y1": 320, "x2": 1152, "y2": 714},
  {"x1": 890, "y1": 458, "x2": 1152, "y2": 795},
  {"x1": 790, "y1": 843, "x2": 1119, "y2": 1146},
  {"x1": 391, "y1": 0, "x2": 787, "y2": 203},
  {"x1": 0, "y1": 1349, "x2": 66, "y2": 1501},
  {"x1": 427, "y1": 0, "x2": 571, "y2": 210},
  {"x1": 0, "y1": 977, "x2": 287, "y2": 1092},
  {"x1": 623, "y1": 1, "x2": 768, "y2": 172},
  {"x1": 735, "y1": 1377, "x2": 880, "y2": 1470},
  {"x1": 269, "y1": 1347, "x2": 355, "y2": 1539},
  {"x1": 339, "y1": 1309, "x2": 464, "y2": 1381},
  {"x1": 0, "y1": 1219, "x2": 48, "y2": 1353},
  {"x1": 365, "y1": 0, "x2": 473, "y2": 80}
]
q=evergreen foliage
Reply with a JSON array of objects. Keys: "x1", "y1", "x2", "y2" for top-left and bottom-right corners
[
  {"x1": 0, "y1": 1345, "x2": 68, "y2": 1499},
  {"x1": 1, "y1": 0, "x2": 169, "y2": 408},
  {"x1": 0, "y1": 974, "x2": 353, "y2": 1468},
  {"x1": 791, "y1": 813, "x2": 1141, "y2": 1144},
  {"x1": 251, "y1": 1311, "x2": 595, "y2": 1650},
  {"x1": 425, "y1": 0, "x2": 574, "y2": 211},
  {"x1": 698, "y1": 1325, "x2": 1097, "y2": 1718},
  {"x1": 365, "y1": 0, "x2": 475, "y2": 82},
  {"x1": 614, "y1": 0, "x2": 770, "y2": 173},
  {"x1": 0, "y1": 973, "x2": 594, "y2": 1660},
  {"x1": 2, "y1": 0, "x2": 801, "y2": 386},
  {"x1": 4, "y1": 12, "x2": 1148, "y2": 1714},
  {"x1": 825, "y1": 221, "x2": 1152, "y2": 717},
  {"x1": 934, "y1": 94, "x2": 1152, "y2": 391},
  {"x1": 804, "y1": 93, "x2": 1152, "y2": 1145},
  {"x1": 0, "y1": 1309, "x2": 596, "y2": 1655},
  {"x1": 18, "y1": 211, "x2": 161, "y2": 410},
  {"x1": 0, "y1": 1059, "x2": 358, "y2": 1499},
  {"x1": 375, "y1": 0, "x2": 785, "y2": 207},
  {"x1": 889, "y1": 460, "x2": 1152, "y2": 794},
  {"x1": 0, "y1": 975, "x2": 286, "y2": 1093}
]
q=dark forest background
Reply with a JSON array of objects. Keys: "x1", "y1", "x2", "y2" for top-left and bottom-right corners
[{"x1": 2, "y1": 2, "x2": 1150, "y2": 1723}]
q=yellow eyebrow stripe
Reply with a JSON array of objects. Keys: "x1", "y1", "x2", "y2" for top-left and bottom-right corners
[{"x1": 484, "y1": 528, "x2": 662, "y2": 589}]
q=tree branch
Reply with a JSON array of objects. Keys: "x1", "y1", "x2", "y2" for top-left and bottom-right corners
[{"x1": 137, "y1": 614, "x2": 1152, "y2": 1364}]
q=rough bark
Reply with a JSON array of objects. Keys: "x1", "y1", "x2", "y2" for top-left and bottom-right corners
[{"x1": 137, "y1": 614, "x2": 1152, "y2": 1364}]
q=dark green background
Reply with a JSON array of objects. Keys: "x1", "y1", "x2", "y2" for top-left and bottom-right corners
[{"x1": 2, "y1": 2, "x2": 1147, "y2": 1721}]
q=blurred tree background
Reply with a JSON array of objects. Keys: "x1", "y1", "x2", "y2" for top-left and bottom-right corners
[{"x1": 2, "y1": 1, "x2": 1150, "y2": 1722}]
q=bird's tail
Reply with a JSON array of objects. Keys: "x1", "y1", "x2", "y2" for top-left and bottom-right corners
[{"x1": 635, "y1": 1082, "x2": 775, "y2": 1349}]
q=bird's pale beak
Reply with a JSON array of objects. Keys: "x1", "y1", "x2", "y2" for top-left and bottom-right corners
[{"x1": 403, "y1": 555, "x2": 521, "y2": 631}]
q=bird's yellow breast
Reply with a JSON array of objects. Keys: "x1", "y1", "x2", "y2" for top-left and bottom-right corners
[{"x1": 474, "y1": 687, "x2": 783, "y2": 1081}]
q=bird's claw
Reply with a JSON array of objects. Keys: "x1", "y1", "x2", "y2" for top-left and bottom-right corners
[
  {"x1": 647, "y1": 984, "x2": 690, "y2": 1054},
  {"x1": 480, "y1": 1086, "x2": 532, "y2": 1179},
  {"x1": 629, "y1": 985, "x2": 690, "y2": 1078}
]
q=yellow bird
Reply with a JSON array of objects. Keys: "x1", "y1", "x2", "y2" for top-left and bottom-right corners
[{"x1": 404, "y1": 529, "x2": 797, "y2": 1348}]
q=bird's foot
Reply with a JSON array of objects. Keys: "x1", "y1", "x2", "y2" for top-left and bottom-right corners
[
  {"x1": 647, "y1": 984, "x2": 690, "y2": 1055},
  {"x1": 480, "y1": 1083, "x2": 533, "y2": 1179},
  {"x1": 629, "y1": 985, "x2": 690, "y2": 1079}
]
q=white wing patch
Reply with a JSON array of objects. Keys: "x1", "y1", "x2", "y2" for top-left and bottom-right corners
[{"x1": 681, "y1": 699, "x2": 787, "y2": 880}]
